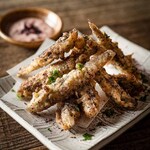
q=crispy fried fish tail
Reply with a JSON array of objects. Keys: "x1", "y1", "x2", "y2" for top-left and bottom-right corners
[
  {"x1": 27, "y1": 50, "x2": 115, "y2": 113},
  {"x1": 17, "y1": 29, "x2": 78, "y2": 77},
  {"x1": 56, "y1": 102, "x2": 80, "y2": 130},
  {"x1": 77, "y1": 81, "x2": 101, "y2": 118},
  {"x1": 56, "y1": 81, "x2": 101, "y2": 130}
]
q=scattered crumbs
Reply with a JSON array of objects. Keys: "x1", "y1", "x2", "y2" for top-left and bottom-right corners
[
  {"x1": 45, "y1": 119, "x2": 48, "y2": 123},
  {"x1": 89, "y1": 128, "x2": 96, "y2": 132},
  {"x1": 70, "y1": 130, "x2": 76, "y2": 135},
  {"x1": 24, "y1": 102, "x2": 27, "y2": 105},
  {"x1": 83, "y1": 133, "x2": 94, "y2": 141},
  {"x1": 45, "y1": 118, "x2": 53, "y2": 123},
  {"x1": 36, "y1": 114, "x2": 41, "y2": 117},
  {"x1": 103, "y1": 108, "x2": 115, "y2": 117},
  {"x1": 48, "y1": 128, "x2": 52, "y2": 132},
  {"x1": 71, "y1": 136, "x2": 76, "y2": 138},
  {"x1": 11, "y1": 89, "x2": 16, "y2": 92},
  {"x1": 49, "y1": 118, "x2": 53, "y2": 122}
]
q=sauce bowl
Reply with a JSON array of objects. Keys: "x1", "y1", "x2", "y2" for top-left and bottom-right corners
[{"x1": 0, "y1": 7, "x2": 62, "y2": 48}]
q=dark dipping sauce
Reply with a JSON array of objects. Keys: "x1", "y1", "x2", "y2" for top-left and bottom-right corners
[{"x1": 9, "y1": 17, "x2": 54, "y2": 42}]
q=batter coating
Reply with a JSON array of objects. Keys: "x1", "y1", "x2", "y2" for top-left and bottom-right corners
[
  {"x1": 17, "y1": 29, "x2": 78, "y2": 77},
  {"x1": 27, "y1": 50, "x2": 115, "y2": 113},
  {"x1": 88, "y1": 21, "x2": 142, "y2": 82},
  {"x1": 95, "y1": 68, "x2": 137, "y2": 109},
  {"x1": 17, "y1": 36, "x2": 101, "y2": 99},
  {"x1": 56, "y1": 102, "x2": 80, "y2": 130}
]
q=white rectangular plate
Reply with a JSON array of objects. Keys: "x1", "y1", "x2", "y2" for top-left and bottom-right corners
[{"x1": 0, "y1": 26, "x2": 150, "y2": 150}]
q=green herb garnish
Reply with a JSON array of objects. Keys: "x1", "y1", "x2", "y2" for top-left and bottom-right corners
[
  {"x1": 76, "y1": 63, "x2": 84, "y2": 70},
  {"x1": 11, "y1": 89, "x2": 16, "y2": 93},
  {"x1": 17, "y1": 93, "x2": 22, "y2": 100},
  {"x1": 48, "y1": 128, "x2": 52, "y2": 132},
  {"x1": 103, "y1": 108, "x2": 115, "y2": 117},
  {"x1": 48, "y1": 70, "x2": 60, "y2": 84},
  {"x1": 83, "y1": 133, "x2": 94, "y2": 141},
  {"x1": 53, "y1": 69, "x2": 60, "y2": 77},
  {"x1": 48, "y1": 76, "x2": 56, "y2": 84}
]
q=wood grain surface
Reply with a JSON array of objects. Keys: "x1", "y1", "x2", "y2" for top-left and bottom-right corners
[{"x1": 0, "y1": 0, "x2": 150, "y2": 149}]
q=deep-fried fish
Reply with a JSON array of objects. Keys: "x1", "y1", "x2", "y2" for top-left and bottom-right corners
[
  {"x1": 27, "y1": 50, "x2": 115, "y2": 113},
  {"x1": 17, "y1": 36, "x2": 100, "y2": 99},
  {"x1": 113, "y1": 74, "x2": 146, "y2": 98},
  {"x1": 88, "y1": 21, "x2": 141, "y2": 81},
  {"x1": 17, "y1": 29, "x2": 78, "y2": 77},
  {"x1": 77, "y1": 81, "x2": 101, "y2": 118},
  {"x1": 95, "y1": 68, "x2": 137, "y2": 109}
]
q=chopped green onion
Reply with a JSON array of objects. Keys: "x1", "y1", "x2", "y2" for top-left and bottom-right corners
[
  {"x1": 83, "y1": 133, "x2": 94, "y2": 141},
  {"x1": 53, "y1": 69, "x2": 60, "y2": 77},
  {"x1": 48, "y1": 70, "x2": 60, "y2": 84},
  {"x1": 17, "y1": 93, "x2": 22, "y2": 100},
  {"x1": 76, "y1": 63, "x2": 84, "y2": 70},
  {"x1": 11, "y1": 89, "x2": 16, "y2": 93},
  {"x1": 103, "y1": 108, "x2": 115, "y2": 117},
  {"x1": 48, "y1": 128, "x2": 52, "y2": 132},
  {"x1": 48, "y1": 76, "x2": 56, "y2": 84}
]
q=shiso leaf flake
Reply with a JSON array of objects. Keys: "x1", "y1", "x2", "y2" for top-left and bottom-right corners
[{"x1": 83, "y1": 133, "x2": 94, "y2": 141}]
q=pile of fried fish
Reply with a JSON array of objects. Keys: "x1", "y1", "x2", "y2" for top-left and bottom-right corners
[{"x1": 17, "y1": 22, "x2": 147, "y2": 130}]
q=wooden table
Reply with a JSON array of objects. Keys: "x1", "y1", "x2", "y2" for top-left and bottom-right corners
[{"x1": 0, "y1": 0, "x2": 150, "y2": 149}]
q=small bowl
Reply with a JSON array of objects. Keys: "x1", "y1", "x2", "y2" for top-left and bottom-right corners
[{"x1": 0, "y1": 7, "x2": 63, "y2": 48}]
